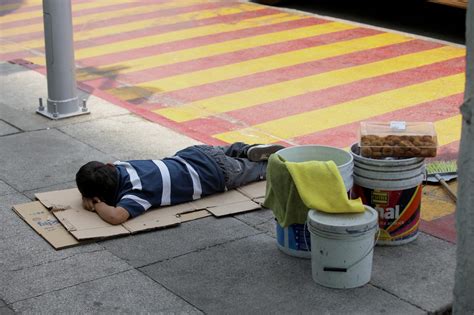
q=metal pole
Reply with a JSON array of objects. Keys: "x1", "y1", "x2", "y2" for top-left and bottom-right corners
[
  {"x1": 453, "y1": 0, "x2": 474, "y2": 313},
  {"x1": 37, "y1": 0, "x2": 89, "y2": 119}
]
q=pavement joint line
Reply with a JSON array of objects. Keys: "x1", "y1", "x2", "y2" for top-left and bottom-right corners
[
  {"x1": 135, "y1": 267, "x2": 206, "y2": 314},
  {"x1": 0, "y1": 179, "x2": 21, "y2": 196},
  {"x1": 134, "y1": 230, "x2": 265, "y2": 269},
  {"x1": 54, "y1": 124, "x2": 119, "y2": 160},
  {"x1": 0, "y1": 118, "x2": 23, "y2": 134},
  {"x1": 6, "y1": 268, "x2": 135, "y2": 307},
  {"x1": 0, "y1": 182, "x2": 22, "y2": 197},
  {"x1": 367, "y1": 282, "x2": 429, "y2": 313},
  {"x1": 419, "y1": 231, "x2": 457, "y2": 245},
  {"x1": 233, "y1": 214, "x2": 276, "y2": 232},
  {"x1": 3, "y1": 248, "x2": 106, "y2": 273},
  {"x1": 21, "y1": 180, "x2": 76, "y2": 196},
  {"x1": 0, "y1": 305, "x2": 15, "y2": 313}
]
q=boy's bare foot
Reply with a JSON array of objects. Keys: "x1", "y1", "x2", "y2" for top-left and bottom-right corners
[{"x1": 247, "y1": 144, "x2": 285, "y2": 161}]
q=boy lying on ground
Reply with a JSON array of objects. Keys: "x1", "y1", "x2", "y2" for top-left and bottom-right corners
[{"x1": 76, "y1": 142, "x2": 284, "y2": 225}]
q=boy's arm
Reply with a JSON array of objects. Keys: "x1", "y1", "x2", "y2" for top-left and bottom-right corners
[
  {"x1": 93, "y1": 201, "x2": 130, "y2": 225},
  {"x1": 82, "y1": 197, "x2": 129, "y2": 224}
]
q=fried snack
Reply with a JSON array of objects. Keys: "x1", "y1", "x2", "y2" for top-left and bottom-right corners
[{"x1": 360, "y1": 135, "x2": 436, "y2": 158}]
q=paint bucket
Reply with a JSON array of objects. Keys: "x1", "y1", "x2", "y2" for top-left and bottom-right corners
[
  {"x1": 275, "y1": 221, "x2": 311, "y2": 258},
  {"x1": 307, "y1": 206, "x2": 378, "y2": 289},
  {"x1": 350, "y1": 143, "x2": 425, "y2": 245},
  {"x1": 274, "y1": 145, "x2": 354, "y2": 258}
]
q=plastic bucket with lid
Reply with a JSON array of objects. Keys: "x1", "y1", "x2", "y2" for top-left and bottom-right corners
[
  {"x1": 274, "y1": 145, "x2": 354, "y2": 258},
  {"x1": 307, "y1": 206, "x2": 378, "y2": 289},
  {"x1": 350, "y1": 143, "x2": 425, "y2": 245}
]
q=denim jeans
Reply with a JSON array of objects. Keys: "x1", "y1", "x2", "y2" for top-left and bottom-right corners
[{"x1": 195, "y1": 142, "x2": 267, "y2": 190}]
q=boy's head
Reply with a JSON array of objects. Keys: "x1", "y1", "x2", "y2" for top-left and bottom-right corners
[{"x1": 76, "y1": 161, "x2": 118, "y2": 205}]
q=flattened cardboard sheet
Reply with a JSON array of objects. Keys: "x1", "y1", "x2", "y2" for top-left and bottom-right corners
[
  {"x1": 35, "y1": 188, "x2": 82, "y2": 210},
  {"x1": 12, "y1": 183, "x2": 264, "y2": 245},
  {"x1": 207, "y1": 200, "x2": 261, "y2": 217},
  {"x1": 237, "y1": 181, "x2": 266, "y2": 204},
  {"x1": 190, "y1": 190, "x2": 249, "y2": 209},
  {"x1": 123, "y1": 203, "x2": 193, "y2": 232},
  {"x1": 54, "y1": 208, "x2": 130, "y2": 240},
  {"x1": 12, "y1": 201, "x2": 80, "y2": 249},
  {"x1": 178, "y1": 210, "x2": 212, "y2": 222}
]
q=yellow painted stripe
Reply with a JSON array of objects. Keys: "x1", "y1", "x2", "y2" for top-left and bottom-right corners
[
  {"x1": 1, "y1": 3, "x2": 264, "y2": 54},
  {"x1": 110, "y1": 30, "x2": 411, "y2": 100},
  {"x1": 30, "y1": 11, "x2": 298, "y2": 67},
  {"x1": 0, "y1": 0, "x2": 214, "y2": 37},
  {"x1": 108, "y1": 23, "x2": 360, "y2": 100},
  {"x1": 73, "y1": 13, "x2": 303, "y2": 81},
  {"x1": 0, "y1": 0, "x2": 41, "y2": 12},
  {"x1": 155, "y1": 46, "x2": 464, "y2": 123},
  {"x1": 0, "y1": 0, "x2": 136, "y2": 24},
  {"x1": 213, "y1": 73, "x2": 465, "y2": 144},
  {"x1": 435, "y1": 115, "x2": 462, "y2": 146}
]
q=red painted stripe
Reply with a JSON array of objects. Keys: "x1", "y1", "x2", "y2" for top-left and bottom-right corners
[
  {"x1": 135, "y1": 39, "x2": 443, "y2": 109},
  {"x1": 1, "y1": 6, "x2": 276, "y2": 62},
  {"x1": 1, "y1": 1, "x2": 152, "y2": 29},
  {"x1": 0, "y1": 0, "x2": 90, "y2": 15},
  {"x1": 3, "y1": 1, "x2": 248, "y2": 42},
  {"x1": 0, "y1": 51, "x2": 31, "y2": 62},
  {"x1": 420, "y1": 214, "x2": 456, "y2": 243},
  {"x1": 295, "y1": 94, "x2": 463, "y2": 148},
  {"x1": 174, "y1": 57, "x2": 463, "y2": 138},
  {"x1": 82, "y1": 17, "x2": 332, "y2": 88},
  {"x1": 77, "y1": 16, "x2": 325, "y2": 68},
  {"x1": 435, "y1": 141, "x2": 460, "y2": 160},
  {"x1": 232, "y1": 55, "x2": 463, "y2": 123}
]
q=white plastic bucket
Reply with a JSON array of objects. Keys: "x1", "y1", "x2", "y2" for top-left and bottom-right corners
[
  {"x1": 350, "y1": 143, "x2": 425, "y2": 245},
  {"x1": 307, "y1": 206, "x2": 378, "y2": 289},
  {"x1": 274, "y1": 145, "x2": 354, "y2": 258}
]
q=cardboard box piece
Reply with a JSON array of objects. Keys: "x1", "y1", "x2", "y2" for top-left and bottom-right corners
[
  {"x1": 12, "y1": 202, "x2": 80, "y2": 249},
  {"x1": 12, "y1": 181, "x2": 267, "y2": 249}
]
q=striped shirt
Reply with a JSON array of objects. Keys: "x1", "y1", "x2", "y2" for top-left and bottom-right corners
[{"x1": 114, "y1": 147, "x2": 225, "y2": 218}]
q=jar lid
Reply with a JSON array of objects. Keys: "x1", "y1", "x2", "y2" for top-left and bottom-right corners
[{"x1": 307, "y1": 206, "x2": 378, "y2": 235}]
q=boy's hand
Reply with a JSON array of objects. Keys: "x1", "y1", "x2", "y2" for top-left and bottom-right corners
[{"x1": 82, "y1": 197, "x2": 100, "y2": 211}]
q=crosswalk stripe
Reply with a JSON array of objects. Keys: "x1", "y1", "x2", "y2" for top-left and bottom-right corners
[
  {"x1": 73, "y1": 13, "x2": 305, "y2": 81},
  {"x1": 0, "y1": 3, "x2": 264, "y2": 54},
  {"x1": 107, "y1": 22, "x2": 363, "y2": 99},
  {"x1": 107, "y1": 24, "x2": 370, "y2": 99},
  {"x1": 213, "y1": 73, "x2": 465, "y2": 144},
  {"x1": 435, "y1": 115, "x2": 463, "y2": 146},
  {"x1": 0, "y1": 1, "x2": 40, "y2": 13},
  {"x1": 155, "y1": 46, "x2": 464, "y2": 122},
  {"x1": 0, "y1": 0, "x2": 136, "y2": 25},
  {"x1": 0, "y1": 0, "x2": 212, "y2": 36}
]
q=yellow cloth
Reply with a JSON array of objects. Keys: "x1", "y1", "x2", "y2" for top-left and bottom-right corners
[{"x1": 285, "y1": 160, "x2": 365, "y2": 213}]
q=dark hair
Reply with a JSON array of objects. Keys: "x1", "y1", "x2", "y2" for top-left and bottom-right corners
[{"x1": 76, "y1": 161, "x2": 118, "y2": 206}]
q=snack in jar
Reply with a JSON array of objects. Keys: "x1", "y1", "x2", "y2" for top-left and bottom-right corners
[{"x1": 359, "y1": 121, "x2": 437, "y2": 158}]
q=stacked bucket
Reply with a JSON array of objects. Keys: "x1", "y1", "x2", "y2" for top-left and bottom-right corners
[
  {"x1": 350, "y1": 143, "x2": 425, "y2": 245},
  {"x1": 272, "y1": 145, "x2": 379, "y2": 289},
  {"x1": 270, "y1": 140, "x2": 426, "y2": 288}
]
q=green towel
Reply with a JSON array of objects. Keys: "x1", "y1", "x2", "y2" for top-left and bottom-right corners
[{"x1": 263, "y1": 154, "x2": 309, "y2": 227}]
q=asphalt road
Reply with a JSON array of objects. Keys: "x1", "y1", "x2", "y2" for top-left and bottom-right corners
[{"x1": 254, "y1": 0, "x2": 466, "y2": 45}]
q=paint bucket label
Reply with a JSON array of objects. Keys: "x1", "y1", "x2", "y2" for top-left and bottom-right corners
[
  {"x1": 352, "y1": 184, "x2": 421, "y2": 244},
  {"x1": 276, "y1": 222, "x2": 311, "y2": 258}
]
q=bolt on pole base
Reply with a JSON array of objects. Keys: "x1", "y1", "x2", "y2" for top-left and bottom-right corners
[{"x1": 36, "y1": 97, "x2": 90, "y2": 120}]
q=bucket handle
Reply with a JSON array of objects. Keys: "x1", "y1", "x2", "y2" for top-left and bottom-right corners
[{"x1": 323, "y1": 228, "x2": 380, "y2": 273}]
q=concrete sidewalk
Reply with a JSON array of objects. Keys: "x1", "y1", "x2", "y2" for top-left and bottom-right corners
[{"x1": 0, "y1": 61, "x2": 455, "y2": 314}]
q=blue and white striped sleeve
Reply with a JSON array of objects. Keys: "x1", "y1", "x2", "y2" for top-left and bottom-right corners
[{"x1": 117, "y1": 192, "x2": 152, "y2": 218}]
